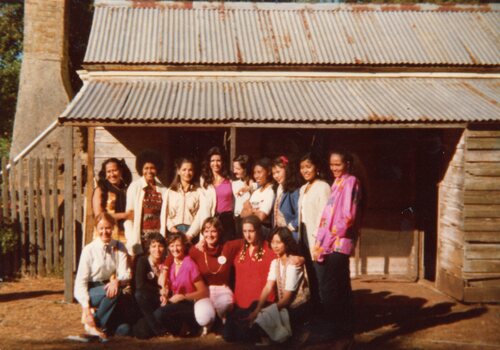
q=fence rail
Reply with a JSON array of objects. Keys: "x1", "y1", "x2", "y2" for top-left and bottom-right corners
[{"x1": 0, "y1": 156, "x2": 85, "y2": 280}]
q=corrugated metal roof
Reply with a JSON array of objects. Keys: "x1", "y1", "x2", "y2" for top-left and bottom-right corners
[
  {"x1": 84, "y1": 1, "x2": 500, "y2": 66},
  {"x1": 60, "y1": 77, "x2": 500, "y2": 124}
]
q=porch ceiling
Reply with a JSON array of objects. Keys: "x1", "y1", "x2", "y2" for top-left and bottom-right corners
[{"x1": 59, "y1": 76, "x2": 500, "y2": 126}]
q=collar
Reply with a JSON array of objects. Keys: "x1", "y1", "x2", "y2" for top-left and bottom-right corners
[
  {"x1": 95, "y1": 237, "x2": 117, "y2": 249},
  {"x1": 140, "y1": 176, "x2": 163, "y2": 189}
]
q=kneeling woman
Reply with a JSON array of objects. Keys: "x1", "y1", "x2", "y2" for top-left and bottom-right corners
[
  {"x1": 247, "y1": 227, "x2": 308, "y2": 344},
  {"x1": 133, "y1": 234, "x2": 211, "y2": 338},
  {"x1": 74, "y1": 212, "x2": 131, "y2": 339}
]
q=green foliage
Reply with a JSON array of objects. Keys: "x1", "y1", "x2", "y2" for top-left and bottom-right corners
[
  {"x1": 0, "y1": 220, "x2": 17, "y2": 255},
  {"x1": 0, "y1": 2, "x2": 23, "y2": 138},
  {"x1": 0, "y1": 136, "x2": 10, "y2": 158}
]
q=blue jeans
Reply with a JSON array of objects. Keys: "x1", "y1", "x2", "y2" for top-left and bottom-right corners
[{"x1": 89, "y1": 284, "x2": 119, "y2": 329}]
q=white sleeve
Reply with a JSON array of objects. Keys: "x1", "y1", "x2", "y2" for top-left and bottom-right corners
[
  {"x1": 259, "y1": 188, "x2": 276, "y2": 215},
  {"x1": 186, "y1": 189, "x2": 203, "y2": 238},
  {"x1": 124, "y1": 181, "x2": 136, "y2": 252},
  {"x1": 285, "y1": 265, "x2": 304, "y2": 292},
  {"x1": 116, "y1": 242, "x2": 130, "y2": 281},
  {"x1": 74, "y1": 247, "x2": 92, "y2": 307},
  {"x1": 267, "y1": 259, "x2": 278, "y2": 281}
]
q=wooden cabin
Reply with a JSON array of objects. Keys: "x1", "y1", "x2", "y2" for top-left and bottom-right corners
[{"x1": 58, "y1": 1, "x2": 500, "y2": 302}]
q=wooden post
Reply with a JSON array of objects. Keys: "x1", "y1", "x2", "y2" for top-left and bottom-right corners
[
  {"x1": 229, "y1": 127, "x2": 237, "y2": 168},
  {"x1": 2, "y1": 157, "x2": 8, "y2": 220},
  {"x1": 44, "y1": 159, "x2": 52, "y2": 273},
  {"x1": 52, "y1": 158, "x2": 60, "y2": 271},
  {"x1": 35, "y1": 158, "x2": 45, "y2": 276},
  {"x1": 84, "y1": 127, "x2": 95, "y2": 245},
  {"x1": 28, "y1": 158, "x2": 36, "y2": 275},
  {"x1": 64, "y1": 127, "x2": 74, "y2": 303},
  {"x1": 9, "y1": 161, "x2": 18, "y2": 273},
  {"x1": 19, "y1": 159, "x2": 26, "y2": 273}
]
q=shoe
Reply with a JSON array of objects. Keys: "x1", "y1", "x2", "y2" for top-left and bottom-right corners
[
  {"x1": 84, "y1": 323, "x2": 107, "y2": 341},
  {"x1": 255, "y1": 336, "x2": 272, "y2": 347},
  {"x1": 201, "y1": 326, "x2": 209, "y2": 336}
]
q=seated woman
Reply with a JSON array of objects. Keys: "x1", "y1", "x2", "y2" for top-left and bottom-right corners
[
  {"x1": 74, "y1": 212, "x2": 131, "y2": 340},
  {"x1": 247, "y1": 227, "x2": 308, "y2": 345},
  {"x1": 132, "y1": 234, "x2": 211, "y2": 338},
  {"x1": 92, "y1": 158, "x2": 132, "y2": 242},
  {"x1": 222, "y1": 215, "x2": 276, "y2": 342},
  {"x1": 166, "y1": 157, "x2": 204, "y2": 241},
  {"x1": 132, "y1": 233, "x2": 169, "y2": 338}
]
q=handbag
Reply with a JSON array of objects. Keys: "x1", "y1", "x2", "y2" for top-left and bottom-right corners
[{"x1": 276, "y1": 259, "x2": 310, "y2": 309}]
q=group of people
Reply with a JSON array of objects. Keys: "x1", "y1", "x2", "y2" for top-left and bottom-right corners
[{"x1": 75, "y1": 146, "x2": 362, "y2": 345}]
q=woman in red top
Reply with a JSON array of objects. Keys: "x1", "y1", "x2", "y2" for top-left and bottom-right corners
[
  {"x1": 190, "y1": 217, "x2": 243, "y2": 330},
  {"x1": 223, "y1": 215, "x2": 275, "y2": 342}
]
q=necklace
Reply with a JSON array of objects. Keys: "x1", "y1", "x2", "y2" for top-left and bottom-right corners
[
  {"x1": 174, "y1": 259, "x2": 183, "y2": 266},
  {"x1": 204, "y1": 251, "x2": 225, "y2": 275}
]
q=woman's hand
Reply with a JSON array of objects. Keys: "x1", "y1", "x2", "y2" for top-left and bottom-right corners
[
  {"x1": 125, "y1": 210, "x2": 134, "y2": 220},
  {"x1": 82, "y1": 307, "x2": 96, "y2": 328},
  {"x1": 311, "y1": 245, "x2": 323, "y2": 262},
  {"x1": 195, "y1": 240, "x2": 205, "y2": 252},
  {"x1": 169, "y1": 294, "x2": 186, "y2": 304},
  {"x1": 159, "y1": 288, "x2": 169, "y2": 306},
  {"x1": 289, "y1": 255, "x2": 305, "y2": 267},
  {"x1": 245, "y1": 309, "x2": 259, "y2": 325},
  {"x1": 104, "y1": 279, "x2": 119, "y2": 298}
]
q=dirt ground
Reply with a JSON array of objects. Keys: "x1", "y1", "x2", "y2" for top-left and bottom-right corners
[{"x1": 0, "y1": 277, "x2": 499, "y2": 350}]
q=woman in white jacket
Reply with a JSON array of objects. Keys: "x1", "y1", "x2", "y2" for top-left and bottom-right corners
[
  {"x1": 297, "y1": 152, "x2": 330, "y2": 309},
  {"x1": 200, "y1": 147, "x2": 236, "y2": 241},
  {"x1": 124, "y1": 151, "x2": 168, "y2": 257},
  {"x1": 166, "y1": 158, "x2": 204, "y2": 241}
]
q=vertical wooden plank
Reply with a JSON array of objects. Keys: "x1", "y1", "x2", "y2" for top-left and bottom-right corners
[
  {"x1": 229, "y1": 127, "x2": 236, "y2": 169},
  {"x1": 75, "y1": 155, "x2": 82, "y2": 223},
  {"x1": 52, "y1": 158, "x2": 60, "y2": 271},
  {"x1": 64, "y1": 127, "x2": 74, "y2": 302},
  {"x1": 44, "y1": 159, "x2": 52, "y2": 273},
  {"x1": 2, "y1": 157, "x2": 8, "y2": 220},
  {"x1": 84, "y1": 127, "x2": 95, "y2": 245},
  {"x1": 35, "y1": 158, "x2": 45, "y2": 276},
  {"x1": 28, "y1": 158, "x2": 36, "y2": 275},
  {"x1": 9, "y1": 161, "x2": 18, "y2": 273},
  {"x1": 18, "y1": 159, "x2": 26, "y2": 274}
]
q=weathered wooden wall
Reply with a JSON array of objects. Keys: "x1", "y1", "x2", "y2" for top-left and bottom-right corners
[
  {"x1": 437, "y1": 128, "x2": 500, "y2": 303},
  {"x1": 463, "y1": 129, "x2": 500, "y2": 302}
]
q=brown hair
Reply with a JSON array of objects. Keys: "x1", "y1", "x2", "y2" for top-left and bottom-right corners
[{"x1": 94, "y1": 212, "x2": 116, "y2": 228}]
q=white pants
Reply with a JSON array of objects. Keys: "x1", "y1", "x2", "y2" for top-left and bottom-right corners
[{"x1": 194, "y1": 285, "x2": 234, "y2": 326}]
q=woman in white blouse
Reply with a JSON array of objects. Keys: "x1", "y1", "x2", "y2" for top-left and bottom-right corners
[
  {"x1": 74, "y1": 212, "x2": 130, "y2": 340},
  {"x1": 231, "y1": 154, "x2": 254, "y2": 238},
  {"x1": 297, "y1": 152, "x2": 330, "y2": 309},
  {"x1": 241, "y1": 157, "x2": 275, "y2": 238},
  {"x1": 166, "y1": 158, "x2": 204, "y2": 241}
]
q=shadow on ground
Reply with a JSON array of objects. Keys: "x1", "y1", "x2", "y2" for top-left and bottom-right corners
[
  {"x1": 0, "y1": 290, "x2": 63, "y2": 302},
  {"x1": 353, "y1": 288, "x2": 487, "y2": 348}
]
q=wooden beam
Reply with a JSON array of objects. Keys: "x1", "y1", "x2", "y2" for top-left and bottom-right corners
[
  {"x1": 229, "y1": 127, "x2": 236, "y2": 166},
  {"x1": 64, "y1": 126, "x2": 74, "y2": 303},
  {"x1": 84, "y1": 127, "x2": 95, "y2": 245}
]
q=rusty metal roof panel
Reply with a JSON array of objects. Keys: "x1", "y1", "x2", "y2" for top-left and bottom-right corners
[
  {"x1": 83, "y1": 2, "x2": 500, "y2": 66},
  {"x1": 60, "y1": 77, "x2": 500, "y2": 124}
]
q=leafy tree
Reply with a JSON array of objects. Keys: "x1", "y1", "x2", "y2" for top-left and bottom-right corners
[{"x1": 0, "y1": 1, "x2": 23, "y2": 157}]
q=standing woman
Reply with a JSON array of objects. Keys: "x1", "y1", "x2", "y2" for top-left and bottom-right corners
[
  {"x1": 231, "y1": 155, "x2": 254, "y2": 238},
  {"x1": 271, "y1": 156, "x2": 300, "y2": 242},
  {"x1": 74, "y1": 212, "x2": 130, "y2": 339},
  {"x1": 166, "y1": 158, "x2": 204, "y2": 241},
  {"x1": 297, "y1": 153, "x2": 330, "y2": 308},
  {"x1": 124, "y1": 151, "x2": 168, "y2": 256},
  {"x1": 92, "y1": 158, "x2": 132, "y2": 242},
  {"x1": 201, "y1": 147, "x2": 236, "y2": 241},
  {"x1": 313, "y1": 150, "x2": 361, "y2": 341},
  {"x1": 241, "y1": 158, "x2": 275, "y2": 238}
]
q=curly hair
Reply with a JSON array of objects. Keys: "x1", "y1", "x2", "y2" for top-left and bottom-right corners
[
  {"x1": 145, "y1": 232, "x2": 167, "y2": 253},
  {"x1": 96, "y1": 158, "x2": 132, "y2": 209},
  {"x1": 136, "y1": 150, "x2": 164, "y2": 175},
  {"x1": 201, "y1": 147, "x2": 229, "y2": 188}
]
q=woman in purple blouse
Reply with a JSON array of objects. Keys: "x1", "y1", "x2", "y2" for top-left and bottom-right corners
[
  {"x1": 201, "y1": 147, "x2": 236, "y2": 241},
  {"x1": 312, "y1": 150, "x2": 361, "y2": 343}
]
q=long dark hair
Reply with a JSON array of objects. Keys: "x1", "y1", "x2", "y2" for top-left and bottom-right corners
[
  {"x1": 232, "y1": 154, "x2": 253, "y2": 185},
  {"x1": 239, "y1": 215, "x2": 265, "y2": 262},
  {"x1": 271, "y1": 155, "x2": 300, "y2": 193},
  {"x1": 271, "y1": 227, "x2": 299, "y2": 256},
  {"x1": 201, "y1": 147, "x2": 229, "y2": 189},
  {"x1": 299, "y1": 152, "x2": 325, "y2": 181},
  {"x1": 169, "y1": 157, "x2": 198, "y2": 191},
  {"x1": 253, "y1": 157, "x2": 273, "y2": 185},
  {"x1": 97, "y1": 158, "x2": 131, "y2": 210}
]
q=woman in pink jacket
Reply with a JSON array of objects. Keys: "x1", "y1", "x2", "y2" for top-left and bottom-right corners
[{"x1": 312, "y1": 150, "x2": 361, "y2": 343}]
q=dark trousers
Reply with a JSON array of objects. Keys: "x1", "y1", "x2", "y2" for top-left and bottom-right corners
[
  {"x1": 314, "y1": 252, "x2": 353, "y2": 337},
  {"x1": 299, "y1": 225, "x2": 321, "y2": 310},
  {"x1": 223, "y1": 302, "x2": 259, "y2": 342}
]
